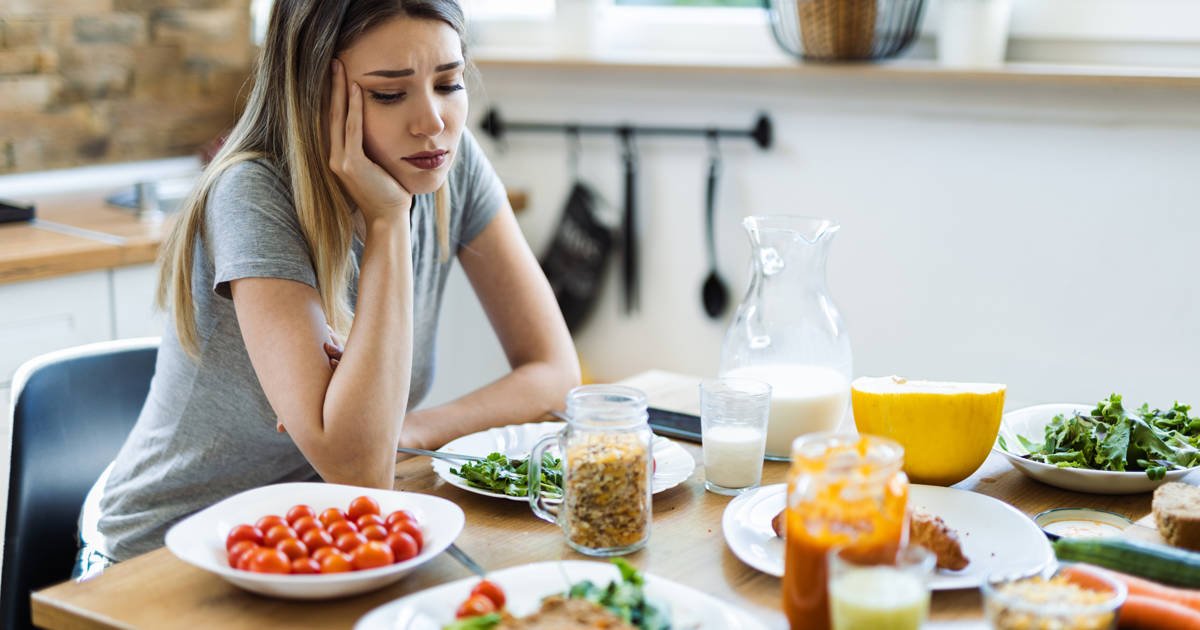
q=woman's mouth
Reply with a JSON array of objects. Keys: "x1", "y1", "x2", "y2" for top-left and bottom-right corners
[{"x1": 402, "y1": 150, "x2": 448, "y2": 170}]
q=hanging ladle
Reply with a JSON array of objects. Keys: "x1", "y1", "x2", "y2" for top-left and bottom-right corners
[{"x1": 702, "y1": 131, "x2": 729, "y2": 319}]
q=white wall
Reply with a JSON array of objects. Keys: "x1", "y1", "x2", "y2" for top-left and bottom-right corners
[{"x1": 436, "y1": 66, "x2": 1200, "y2": 412}]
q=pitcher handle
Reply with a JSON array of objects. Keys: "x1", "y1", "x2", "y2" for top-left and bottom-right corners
[{"x1": 528, "y1": 432, "x2": 559, "y2": 524}]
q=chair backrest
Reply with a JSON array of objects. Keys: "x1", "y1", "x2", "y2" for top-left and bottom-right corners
[{"x1": 2, "y1": 338, "x2": 158, "y2": 630}]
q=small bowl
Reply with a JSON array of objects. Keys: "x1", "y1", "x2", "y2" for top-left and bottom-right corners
[
  {"x1": 1034, "y1": 508, "x2": 1134, "y2": 542},
  {"x1": 983, "y1": 564, "x2": 1126, "y2": 630}
]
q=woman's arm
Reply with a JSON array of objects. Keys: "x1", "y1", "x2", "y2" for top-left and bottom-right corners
[
  {"x1": 232, "y1": 61, "x2": 415, "y2": 488},
  {"x1": 400, "y1": 200, "x2": 581, "y2": 450}
]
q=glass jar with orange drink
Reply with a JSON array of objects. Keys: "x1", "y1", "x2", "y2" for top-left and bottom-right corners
[{"x1": 783, "y1": 433, "x2": 909, "y2": 630}]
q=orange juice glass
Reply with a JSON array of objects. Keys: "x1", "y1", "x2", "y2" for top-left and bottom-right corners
[{"x1": 783, "y1": 433, "x2": 909, "y2": 630}]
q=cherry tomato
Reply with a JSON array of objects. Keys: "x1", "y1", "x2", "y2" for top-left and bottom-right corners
[
  {"x1": 286, "y1": 504, "x2": 316, "y2": 527},
  {"x1": 276, "y1": 538, "x2": 308, "y2": 561},
  {"x1": 247, "y1": 547, "x2": 291, "y2": 574},
  {"x1": 455, "y1": 594, "x2": 497, "y2": 619},
  {"x1": 263, "y1": 524, "x2": 297, "y2": 548},
  {"x1": 351, "y1": 540, "x2": 395, "y2": 571},
  {"x1": 319, "y1": 507, "x2": 348, "y2": 528},
  {"x1": 255, "y1": 515, "x2": 287, "y2": 533},
  {"x1": 227, "y1": 540, "x2": 259, "y2": 568},
  {"x1": 347, "y1": 495, "x2": 381, "y2": 522},
  {"x1": 291, "y1": 515, "x2": 320, "y2": 536},
  {"x1": 318, "y1": 551, "x2": 353, "y2": 574},
  {"x1": 225, "y1": 524, "x2": 263, "y2": 552},
  {"x1": 302, "y1": 528, "x2": 334, "y2": 551},
  {"x1": 291, "y1": 557, "x2": 320, "y2": 574},
  {"x1": 385, "y1": 531, "x2": 419, "y2": 563},
  {"x1": 384, "y1": 510, "x2": 416, "y2": 529},
  {"x1": 356, "y1": 514, "x2": 385, "y2": 530},
  {"x1": 469, "y1": 579, "x2": 506, "y2": 610},
  {"x1": 327, "y1": 520, "x2": 358, "y2": 539},
  {"x1": 390, "y1": 520, "x2": 423, "y2": 550},
  {"x1": 312, "y1": 546, "x2": 340, "y2": 564},
  {"x1": 361, "y1": 524, "x2": 389, "y2": 542},
  {"x1": 335, "y1": 532, "x2": 366, "y2": 554},
  {"x1": 236, "y1": 548, "x2": 257, "y2": 571}
]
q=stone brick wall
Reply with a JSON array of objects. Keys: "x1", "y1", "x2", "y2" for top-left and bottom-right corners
[{"x1": 0, "y1": 0, "x2": 253, "y2": 174}]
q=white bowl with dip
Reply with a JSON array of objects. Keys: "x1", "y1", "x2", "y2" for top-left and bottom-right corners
[{"x1": 1033, "y1": 508, "x2": 1134, "y2": 542}]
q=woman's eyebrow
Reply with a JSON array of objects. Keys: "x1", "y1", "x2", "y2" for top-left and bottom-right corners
[{"x1": 364, "y1": 60, "x2": 463, "y2": 78}]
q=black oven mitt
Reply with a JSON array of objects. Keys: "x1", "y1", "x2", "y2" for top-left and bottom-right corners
[{"x1": 539, "y1": 182, "x2": 614, "y2": 332}]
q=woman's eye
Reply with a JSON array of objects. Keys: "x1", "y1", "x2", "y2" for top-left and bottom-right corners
[
  {"x1": 369, "y1": 91, "x2": 404, "y2": 104},
  {"x1": 437, "y1": 84, "x2": 465, "y2": 94}
]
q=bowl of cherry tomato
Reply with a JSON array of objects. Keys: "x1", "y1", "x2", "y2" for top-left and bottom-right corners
[{"x1": 164, "y1": 482, "x2": 464, "y2": 599}]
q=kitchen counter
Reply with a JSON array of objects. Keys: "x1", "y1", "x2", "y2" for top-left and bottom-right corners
[
  {"x1": 0, "y1": 189, "x2": 528, "y2": 286},
  {"x1": 0, "y1": 192, "x2": 171, "y2": 286}
]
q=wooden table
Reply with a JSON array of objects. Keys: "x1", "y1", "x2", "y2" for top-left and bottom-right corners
[{"x1": 32, "y1": 370, "x2": 1181, "y2": 629}]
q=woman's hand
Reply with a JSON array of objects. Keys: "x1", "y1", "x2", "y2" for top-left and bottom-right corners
[{"x1": 328, "y1": 59, "x2": 412, "y2": 226}]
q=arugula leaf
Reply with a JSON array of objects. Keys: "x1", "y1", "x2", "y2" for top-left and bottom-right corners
[
  {"x1": 450, "y1": 452, "x2": 563, "y2": 498},
  {"x1": 561, "y1": 559, "x2": 670, "y2": 630}
]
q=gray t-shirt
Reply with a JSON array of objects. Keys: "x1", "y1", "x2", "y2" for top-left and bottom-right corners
[{"x1": 91, "y1": 130, "x2": 503, "y2": 561}]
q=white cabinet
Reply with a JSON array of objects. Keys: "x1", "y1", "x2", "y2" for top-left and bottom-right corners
[
  {"x1": 421, "y1": 265, "x2": 510, "y2": 409},
  {"x1": 112, "y1": 264, "x2": 165, "y2": 339},
  {"x1": 0, "y1": 271, "x2": 114, "y2": 389}
]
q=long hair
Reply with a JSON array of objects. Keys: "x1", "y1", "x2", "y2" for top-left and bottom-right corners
[{"x1": 157, "y1": 0, "x2": 467, "y2": 358}]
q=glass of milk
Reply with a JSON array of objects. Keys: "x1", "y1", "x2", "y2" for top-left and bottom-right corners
[
  {"x1": 828, "y1": 545, "x2": 934, "y2": 630},
  {"x1": 699, "y1": 377, "x2": 772, "y2": 495}
]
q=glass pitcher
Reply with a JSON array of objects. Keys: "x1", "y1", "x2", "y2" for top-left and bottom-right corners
[
  {"x1": 528, "y1": 385, "x2": 653, "y2": 556},
  {"x1": 719, "y1": 216, "x2": 852, "y2": 460}
]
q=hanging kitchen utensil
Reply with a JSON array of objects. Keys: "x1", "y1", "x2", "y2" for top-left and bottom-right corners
[
  {"x1": 619, "y1": 128, "x2": 639, "y2": 314},
  {"x1": 539, "y1": 127, "x2": 614, "y2": 332},
  {"x1": 701, "y1": 131, "x2": 729, "y2": 319}
]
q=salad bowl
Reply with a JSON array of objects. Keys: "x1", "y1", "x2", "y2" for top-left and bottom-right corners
[{"x1": 994, "y1": 404, "x2": 1199, "y2": 494}]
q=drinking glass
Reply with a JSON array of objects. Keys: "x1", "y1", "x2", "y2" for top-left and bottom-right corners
[
  {"x1": 699, "y1": 377, "x2": 771, "y2": 495},
  {"x1": 827, "y1": 545, "x2": 934, "y2": 630}
]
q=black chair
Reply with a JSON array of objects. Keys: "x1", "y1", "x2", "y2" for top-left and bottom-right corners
[{"x1": 2, "y1": 338, "x2": 158, "y2": 630}]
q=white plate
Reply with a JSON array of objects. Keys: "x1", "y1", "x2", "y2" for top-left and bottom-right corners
[
  {"x1": 354, "y1": 560, "x2": 768, "y2": 630},
  {"x1": 994, "y1": 403, "x2": 1199, "y2": 494},
  {"x1": 164, "y1": 482, "x2": 464, "y2": 599},
  {"x1": 721, "y1": 483, "x2": 1053, "y2": 590},
  {"x1": 431, "y1": 421, "x2": 695, "y2": 501}
]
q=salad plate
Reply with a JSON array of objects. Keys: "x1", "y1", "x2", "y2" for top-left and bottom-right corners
[
  {"x1": 994, "y1": 403, "x2": 1199, "y2": 494},
  {"x1": 430, "y1": 421, "x2": 695, "y2": 501},
  {"x1": 721, "y1": 484, "x2": 1053, "y2": 590},
  {"x1": 164, "y1": 482, "x2": 463, "y2": 599},
  {"x1": 354, "y1": 560, "x2": 768, "y2": 630}
]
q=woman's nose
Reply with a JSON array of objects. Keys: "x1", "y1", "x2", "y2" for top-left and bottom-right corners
[{"x1": 409, "y1": 92, "x2": 445, "y2": 138}]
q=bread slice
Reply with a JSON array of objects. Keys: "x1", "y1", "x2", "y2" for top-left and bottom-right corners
[{"x1": 1153, "y1": 482, "x2": 1200, "y2": 551}]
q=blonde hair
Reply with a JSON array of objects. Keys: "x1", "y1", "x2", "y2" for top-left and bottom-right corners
[{"x1": 158, "y1": 0, "x2": 466, "y2": 357}]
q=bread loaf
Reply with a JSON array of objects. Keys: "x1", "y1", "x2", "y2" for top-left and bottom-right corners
[{"x1": 1153, "y1": 482, "x2": 1200, "y2": 551}]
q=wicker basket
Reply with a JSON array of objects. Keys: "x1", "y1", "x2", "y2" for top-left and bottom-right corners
[{"x1": 767, "y1": 0, "x2": 927, "y2": 62}]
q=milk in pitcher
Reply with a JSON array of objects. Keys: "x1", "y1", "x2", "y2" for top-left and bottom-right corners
[{"x1": 724, "y1": 363, "x2": 850, "y2": 459}]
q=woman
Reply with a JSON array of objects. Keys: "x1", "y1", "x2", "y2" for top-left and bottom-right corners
[{"x1": 74, "y1": 0, "x2": 579, "y2": 576}]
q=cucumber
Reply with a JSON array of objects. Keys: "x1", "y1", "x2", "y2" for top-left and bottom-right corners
[{"x1": 1053, "y1": 537, "x2": 1200, "y2": 587}]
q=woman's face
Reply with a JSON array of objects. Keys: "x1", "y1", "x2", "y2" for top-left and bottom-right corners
[{"x1": 338, "y1": 17, "x2": 467, "y2": 196}]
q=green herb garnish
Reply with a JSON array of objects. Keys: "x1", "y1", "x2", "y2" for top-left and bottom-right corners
[
  {"x1": 442, "y1": 613, "x2": 502, "y2": 630},
  {"x1": 564, "y1": 558, "x2": 670, "y2": 630},
  {"x1": 450, "y1": 452, "x2": 564, "y2": 498},
  {"x1": 1016, "y1": 394, "x2": 1200, "y2": 479}
]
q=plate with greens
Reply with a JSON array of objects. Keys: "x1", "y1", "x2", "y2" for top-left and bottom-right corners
[
  {"x1": 354, "y1": 559, "x2": 768, "y2": 630},
  {"x1": 430, "y1": 422, "x2": 694, "y2": 502},
  {"x1": 994, "y1": 395, "x2": 1200, "y2": 494}
]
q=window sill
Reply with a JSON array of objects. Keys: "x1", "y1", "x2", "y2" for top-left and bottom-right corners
[{"x1": 472, "y1": 49, "x2": 1200, "y2": 90}]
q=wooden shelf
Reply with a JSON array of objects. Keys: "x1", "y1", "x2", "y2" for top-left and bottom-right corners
[{"x1": 474, "y1": 51, "x2": 1200, "y2": 89}]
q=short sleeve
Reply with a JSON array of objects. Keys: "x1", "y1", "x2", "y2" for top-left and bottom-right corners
[
  {"x1": 204, "y1": 160, "x2": 317, "y2": 299},
  {"x1": 451, "y1": 128, "x2": 505, "y2": 250}
]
